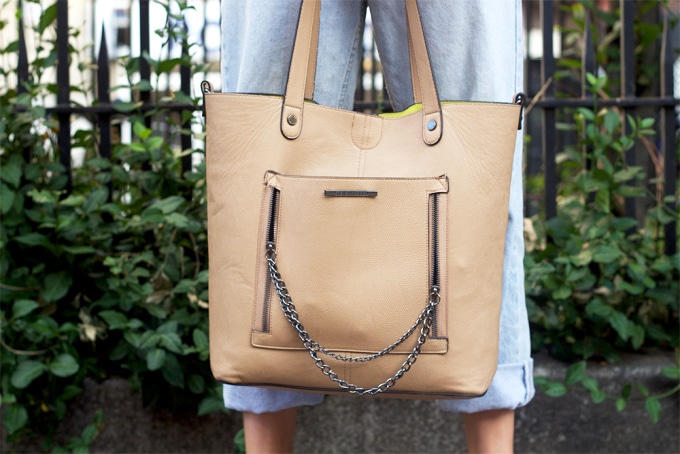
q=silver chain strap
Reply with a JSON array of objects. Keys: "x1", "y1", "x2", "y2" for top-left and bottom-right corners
[{"x1": 265, "y1": 242, "x2": 440, "y2": 396}]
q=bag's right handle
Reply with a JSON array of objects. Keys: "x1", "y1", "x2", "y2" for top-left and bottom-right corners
[{"x1": 281, "y1": 0, "x2": 443, "y2": 145}]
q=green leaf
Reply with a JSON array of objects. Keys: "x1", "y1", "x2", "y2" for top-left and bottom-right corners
[
  {"x1": 112, "y1": 101, "x2": 143, "y2": 113},
  {"x1": 565, "y1": 361, "x2": 586, "y2": 385},
  {"x1": 590, "y1": 389, "x2": 607, "y2": 404},
  {"x1": 603, "y1": 109, "x2": 620, "y2": 134},
  {"x1": 157, "y1": 58, "x2": 184, "y2": 75},
  {"x1": 129, "y1": 142, "x2": 147, "y2": 152},
  {"x1": 28, "y1": 189, "x2": 58, "y2": 204},
  {"x1": 193, "y1": 328, "x2": 209, "y2": 350},
  {"x1": 198, "y1": 396, "x2": 226, "y2": 416},
  {"x1": 187, "y1": 374, "x2": 206, "y2": 394},
  {"x1": 616, "y1": 397, "x2": 627, "y2": 412},
  {"x1": 608, "y1": 311, "x2": 637, "y2": 342},
  {"x1": 551, "y1": 286, "x2": 572, "y2": 300},
  {"x1": 12, "y1": 299, "x2": 39, "y2": 319},
  {"x1": 14, "y1": 232, "x2": 51, "y2": 247},
  {"x1": 133, "y1": 80, "x2": 153, "y2": 91},
  {"x1": 535, "y1": 377, "x2": 568, "y2": 397},
  {"x1": 576, "y1": 107, "x2": 596, "y2": 121},
  {"x1": 1, "y1": 154, "x2": 23, "y2": 188},
  {"x1": 166, "y1": 212, "x2": 191, "y2": 228},
  {"x1": 146, "y1": 348, "x2": 166, "y2": 371},
  {"x1": 48, "y1": 353, "x2": 79, "y2": 377},
  {"x1": 149, "y1": 196, "x2": 185, "y2": 214},
  {"x1": 42, "y1": 272, "x2": 72, "y2": 303},
  {"x1": 612, "y1": 217, "x2": 638, "y2": 231},
  {"x1": 613, "y1": 167, "x2": 644, "y2": 183},
  {"x1": 637, "y1": 117, "x2": 654, "y2": 129},
  {"x1": 594, "y1": 189, "x2": 610, "y2": 213},
  {"x1": 592, "y1": 245, "x2": 621, "y2": 264},
  {"x1": 83, "y1": 188, "x2": 109, "y2": 213},
  {"x1": 571, "y1": 249, "x2": 593, "y2": 266},
  {"x1": 146, "y1": 136, "x2": 164, "y2": 151},
  {"x1": 661, "y1": 366, "x2": 680, "y2": 380},
  {"x1": 645, "y1": 397, "x2": 662, "y2": 424},
  {"x1": 159, "y1": 334, "x2": 183, "y2": 354},
  {"x1": 61, "y1": 245, "x2": 97, "y2": 255},
  {"x1": 581, "y1": 376, "x2": 599, "y2": 393},
  {"x1": 586, "y1": 299, "x2": 612, "y2": 318},
  {"x1": 59, "y1": 384, "x2": 83, "y2": 401},
  {"x1": 11, "y1": 360, "x2": 47, "y2": 389},
  {"x1": 100, "y1": 310, "x2": 129, "y2": 330},
  {"x1": 123, "y1": 331, "x2": 143, "y2": 348},
  {"x1": 133, "y1": 122, "x2": 152, "y2": 140},
  {"x1": 2, "y1": 404, "x2": 28, "y2": 435},
  {"x1": 160, "y1": 353, "x2": 184, "y2": 388},
  {"x1": 0, "y1": 182, "x2": 15, "y2": 214},
  {"x1": 38, "y1": 3, "x2": 58, "y2": 33},
  {"x1": 637, "y1": 384, "x2": 650, "y2": 397},
  {"x1": 157, "y1": 321, "x2": 178, "y2": 335},
  {"x1": 139, "y1": 207, "x2": 165, "y2": 224}
]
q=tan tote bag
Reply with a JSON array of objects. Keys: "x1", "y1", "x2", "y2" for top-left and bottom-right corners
[{"x1": 203, "y1": 0, "x2": 524, "y2": 398}]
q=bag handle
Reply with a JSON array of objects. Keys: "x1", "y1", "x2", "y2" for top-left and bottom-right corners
[{"x1": 281, "y1": 0, "x2": 443, "y2": 145}]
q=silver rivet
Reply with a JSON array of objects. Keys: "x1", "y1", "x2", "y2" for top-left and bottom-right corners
[
  {"x1": 287, "y1": 114, "x2": 298, "y2": 126},
  {"x1": 427, "y1": 119, "x2": 437, "y2": 131}
]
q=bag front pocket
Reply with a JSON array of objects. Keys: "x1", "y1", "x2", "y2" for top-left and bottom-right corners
[{"x1": 252, "y1": 171, "x2": 449, "y2": 356}]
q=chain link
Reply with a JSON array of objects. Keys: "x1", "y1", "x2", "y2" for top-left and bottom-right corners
[{"x1": 265, "y1": 242, "x2": 440, "y2": 396}]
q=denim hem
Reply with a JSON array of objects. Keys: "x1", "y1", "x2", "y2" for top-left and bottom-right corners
[
  {"x1": 222, "y1": 384, "x2": 325, "y2": 414},
  {"x1": 436, "y1": 358, "x2": 535, "y2": 413}
]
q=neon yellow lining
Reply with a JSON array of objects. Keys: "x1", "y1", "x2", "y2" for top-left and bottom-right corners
[
  {"x1": 378, "y1": 101, "x2": 464, "y2": 119},
  {"x1": 379, "y1": 103, "x2": 423, "y2": 118}
]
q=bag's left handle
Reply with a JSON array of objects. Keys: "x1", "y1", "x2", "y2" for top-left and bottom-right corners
[
  {"x1": 201, "y1": 80, "x2": 212, "y2": 118},
  {"x1": 280, "y1": 0, "x2": 320, "y2": 140}
]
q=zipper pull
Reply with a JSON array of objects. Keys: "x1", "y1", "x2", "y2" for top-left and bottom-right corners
[
  {"x1": 201, "y1": 81, "x2": 213, "y2": 118},
  {"x1": 514, "y1": 93, "x2": 526, "y2": 130}
]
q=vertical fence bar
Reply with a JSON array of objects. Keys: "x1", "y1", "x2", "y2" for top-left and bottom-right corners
[
  {"x1": 17, "y1": 9, "x2": 31, "y2": 164},
  {"x1": 541, "y1": 0, "x2": 557, "y2": 219},
  {"x1": 17, "y1": 9, "x2": 28, "y2": 93},
  {"x1": 97, "y1": 25, "x2": 111, "y2": 161},
  {"x1": 660, "y1": 13, "x2": 677, "y2": 255},
  {"x1": 181, "y1": 22, "x2": 192, "y2": 173},
  {"x1": 581, "y1": 14, "x2": 596, "y2": 89},
  {"x1": 56, "y1": 0, "x2": 72, "y2": 193},
  {"x1": 582, "y1": 13, "x2": 595, "y2": 186},
  {"x1": 98, "y1": 24, "x2": 114, "y2": 200},
  {"x1": 620, "y1": 0, "x2": 637, "y2": 220},
  {"x1": 139, "y1": 0, "x2": 151, "y2": 128}
]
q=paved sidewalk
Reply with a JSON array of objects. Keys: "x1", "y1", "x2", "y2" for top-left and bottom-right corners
[{"x1": 4, "y1": 352, "x2": 678, "y2": 453}]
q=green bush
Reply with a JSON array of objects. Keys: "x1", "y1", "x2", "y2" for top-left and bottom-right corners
[
  {"x1": 526, "y1": 90, "x2": 679, "y2": 362},
  {"x1": 525, "y1": 0, "x2": 679, "y2": 423},
  {"x1": 0, "y1": 1, "x2": 221, "y2": 449}
]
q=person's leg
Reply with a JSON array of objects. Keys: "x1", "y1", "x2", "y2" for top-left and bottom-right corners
[
  {"x1": 462, "y1": 410, "x2": 516, "y2": 454},
  {"x1": 220, "y1": 1, "x2": 367, "y2": 451},
  {"x1": 243, "y1": 408, "x2": 299, "y2": 454},
  {"x1": 223, "y1": 386, "x2": 324, "y2": 453},
  {"x1": 370, "y1": 1, "x2": 533, "y2": 451}
]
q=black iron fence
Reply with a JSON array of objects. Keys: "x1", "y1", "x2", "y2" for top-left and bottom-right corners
[{"x1": 11, "y1": 0, "x2": 679, "y2": 253}]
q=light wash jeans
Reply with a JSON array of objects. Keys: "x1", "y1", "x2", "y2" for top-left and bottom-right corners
[{"x1": 220, "y1": 0, "x2": 534, "y2": 413}]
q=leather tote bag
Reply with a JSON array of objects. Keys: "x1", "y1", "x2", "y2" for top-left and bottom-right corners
[{"x1": 203, "y1": 0, "x2": 524, "y2": 398}]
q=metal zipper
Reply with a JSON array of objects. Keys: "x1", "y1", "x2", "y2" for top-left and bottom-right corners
[
  {"x1": 262, "y1": 187, "x2": 280, "y2": 333},
  {"x1": 431, "y1": 193, "x2": 440, "y2": 338}
]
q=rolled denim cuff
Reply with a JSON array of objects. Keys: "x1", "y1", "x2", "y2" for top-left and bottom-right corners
[
  {"x1": 436, "y1": 358, "x2": 535, "y2": 413},
  {"x1": 222, "y1": 384, "x2": 325, "y2": 414}
]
